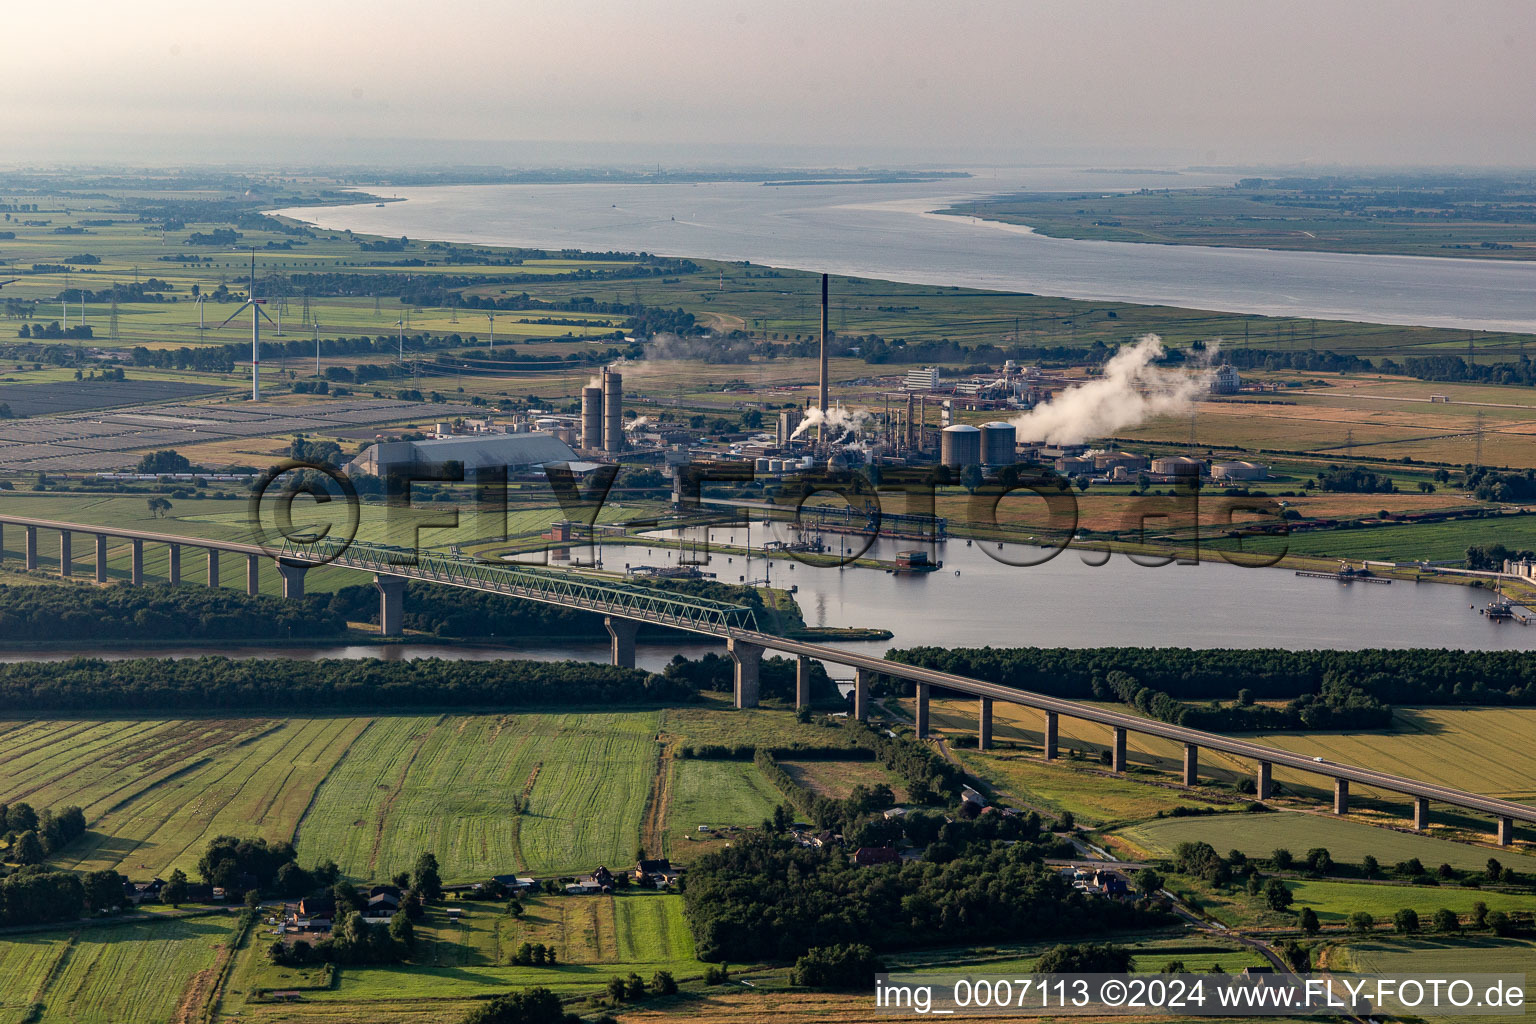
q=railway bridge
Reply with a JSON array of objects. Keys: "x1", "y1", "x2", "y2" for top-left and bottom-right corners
[{"x1": 1, "y1": 513, "x2": 1531, "y2": 848}]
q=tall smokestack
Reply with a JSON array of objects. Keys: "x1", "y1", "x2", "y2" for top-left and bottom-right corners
[
  {"x1": 581, "y1": 386, "x2": 604, "y2": 451},
  {"x1": 602, "y1": 367, "x2": 624, "y2": 454},
  {"x1": 818, "y1": 273, "x2": 829, "y2": 443}
]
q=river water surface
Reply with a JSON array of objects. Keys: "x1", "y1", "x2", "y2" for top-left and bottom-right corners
[
  {"x1": 274, "y1": 171, "x2": 1536, "y2": 332},
  {"x1": 7, "y1": 530, "x2": 1529, "y2": 668}
]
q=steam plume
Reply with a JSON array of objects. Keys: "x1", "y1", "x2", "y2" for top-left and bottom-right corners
[
  {"x1": 1010, "y1": 334, "x2": 1217, "y2": 445},
  {"x1": 790, "y1": 404, "x2": 869, "y2": 441}
]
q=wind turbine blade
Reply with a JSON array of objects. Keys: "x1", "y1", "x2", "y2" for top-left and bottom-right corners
[
  {"x1": 257, "y1": 305, "x2": 277, "y2": 325},
  {"x1": 216, "y1": 302, "x2": 252, "y2": 329}
]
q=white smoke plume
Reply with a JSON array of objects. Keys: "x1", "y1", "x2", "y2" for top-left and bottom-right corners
[
  {"x1": 790, "y1": 404, "x2": 870, "y2": 441},
  {"x1": 1010, "y1": 334, "x2": 1218, "y2": 445},
  {"x1": 624, "y1": 415, "x2": 652, "y2": 431},
  {"x1": 606, "y1": 332, "x2": 755, "y2": 380}
]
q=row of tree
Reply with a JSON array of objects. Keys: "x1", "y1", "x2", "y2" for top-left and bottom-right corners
[
  {"x1": 0, "y1": 584, "x2": 349, "y2": 642},
  {"x1": 0, "y1": 656, "x2": 691, "y2": 712},
  {"x1": 884, "y1": 645, "x2": 1536, "y2": 711}
]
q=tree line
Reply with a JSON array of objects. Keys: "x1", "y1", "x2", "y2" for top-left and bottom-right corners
[
  {"x1": 885, "y1": 645, "x2": 1536, "y2": 715},
  {"x1": 0, "y1": 584, "x2": 349, "y2": 643},
  {"x1": 0, "y1": 656, "x2": 693, "y2": 712}
]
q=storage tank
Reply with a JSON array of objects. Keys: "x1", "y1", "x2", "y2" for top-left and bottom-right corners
[
  {"x1": 768, "y1": 459, "x2": 785, "y2": 473},
  {"x1": 979, "y1": 421, "x2": 1017, "y2": 466},
  {"x1": 755, "y1": 457, "x2": 771, "y2": 473},
  {"x1": 581, "y1": 386, "x2": 603, "y2": 450},
  {"x1": 1151, "y1": 455, "x2": 1205, "y2": 478},
  {"x1": 602, "y1": 368, "x2": 623, "y2": 454},
  {"x1": 940, "y1": 424, "x2": 982, "y2": 468}
]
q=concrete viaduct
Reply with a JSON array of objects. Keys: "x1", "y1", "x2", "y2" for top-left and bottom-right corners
[{"x1": 2, "y1": 513, "x2": 1530, "y2": 848}]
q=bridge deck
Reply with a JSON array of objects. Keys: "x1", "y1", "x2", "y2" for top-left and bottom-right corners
[{"x1": 1, "y1": 513, "x2": 1531, "y2": 827}]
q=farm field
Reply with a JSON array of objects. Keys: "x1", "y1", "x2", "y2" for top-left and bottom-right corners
[
  {"x1": 1286, "y1": 878, "x2": 1536, "y2": 923},
  {"x1": 1200, "y1": 708, "x2": 1536, "y2": 806},
  {"x1": 293, "y1": 712, "x2": 661, "y2": 880},
  {"x1": 0, "y1": 914, "x2": 243, "y2": 1024},
  {"x1": 0, "y1": 716, "x2": 365, "y2": 877},
  {"x1": 1340, "y1": 937, "x2": 1536, "y2": 1024},
  {"x1": 1119, "y1": 810, "x2": 1536, "y2": 872},
  {"x1": 953, "y1": 748, "x2": 1225, "y2": 826},
  {"x1": 658, "y1": 705, "x2": 864, "y2": 753},
  {"x1": 776, "y1": 758, "x2": 909, "y2": 803},
  {"x1": 0, "y1": 711, "x2": 678, "y2": 881},
  {"x1": 662, "y1": 758, "x2": 782, "y2": 859},
  {"x1": 243, "y1": 894, "x2": 706, "y2": 1007},
  {"x1": 929, "y1": 698, "x2": 1229, "y2": 791}
]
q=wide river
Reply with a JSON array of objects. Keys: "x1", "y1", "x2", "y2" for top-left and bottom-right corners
[
  {"x1": 7, "y1": 532, "x2": 1530, "y2": 671},
  {"x1": 275, "y1": 169, "x2": 1536, "y2": 332}
]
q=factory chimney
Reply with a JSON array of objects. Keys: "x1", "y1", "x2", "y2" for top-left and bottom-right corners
[
  {"x1": 602, "y1": 367, "x2": 624, "y2": 454},
  {"x1": 581, "y1": 384, "x2": 603, "y2": 451},
  {"x1": 818, "y1": 273, "x2": 829, "y2": 443}
]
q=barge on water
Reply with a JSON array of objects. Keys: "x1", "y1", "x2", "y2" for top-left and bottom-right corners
[
  {"x1": 889, "y1": 550, "x2": 943, "y2": 575},
  {"x1": 1296, "y1": 561, "x2": 1391, "y2": 585}
]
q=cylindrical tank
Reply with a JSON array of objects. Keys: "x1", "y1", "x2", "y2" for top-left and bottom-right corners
[
  {"x1": 755, "y1": 457, "x2": 771, "y2": 473},
  {"x1": 602, "y1": 368, "x2": 623, "y2": 454},
  {"x1": 980, "y1": 421, "x2": 1017, "y2": 466},
  {"x1": 800, "y1": 456, "x2": 815, "y2": 469},
  {"x1": 940, "y1": 424, "x2": 982, "y2": 468},
  {"x1": 581, "y1": 386, "x2": 603, "y2": 450},
  {"x1": 768, "y1": 459, "x2": 785, "y2": 473}
]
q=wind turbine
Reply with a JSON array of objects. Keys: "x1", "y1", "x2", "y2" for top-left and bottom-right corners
[
  {"x1": 196, "y1": 295, "x2": 206, "y2": 334},
  {"x1": 486, "y1": 312, "x2": 495, "y2": 355},
  {"x1": 217, "y1": 248, "x2": 274, "y2": 401}
]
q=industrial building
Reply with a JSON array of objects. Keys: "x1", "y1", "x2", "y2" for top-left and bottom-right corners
[
  {"x1": 776, "y1": 408, "x2": 803, "y2": 445},
  {"x1": 1211, "y1": 460, "x2": 1270, "y2": 481},
  {"x1": 905, "y1": 366, "x2": 941, "y2": 391},
  {"x1": 940, "y1": 423, "x2": 981, "y2": 467},
  {"x1": 1054, "y1": 454, "x2": 1095, "y2": 476},
  {"x1": 347, "y1": 432, "x2": 580, "y2": 477},
  {"x1": 1210, "y1": 364, "x2": 1241, "y2": 394}
]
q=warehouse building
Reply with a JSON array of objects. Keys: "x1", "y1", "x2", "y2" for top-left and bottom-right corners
[{"x1": 347, "y1": 432, "x2": 580, "y2": 478}]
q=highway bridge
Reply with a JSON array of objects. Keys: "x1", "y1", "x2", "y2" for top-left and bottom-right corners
[{"x1": 1, "y1": 513, "x2": 1530, "y2": 847}]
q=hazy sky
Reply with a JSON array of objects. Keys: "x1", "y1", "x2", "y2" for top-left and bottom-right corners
[{"x1": 5, "y1": 0, "x2": 1534, "y2": 168}]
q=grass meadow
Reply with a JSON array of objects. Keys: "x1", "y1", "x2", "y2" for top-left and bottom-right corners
[
  {"x1": 1119, "y1": 811, "x2": 1536, "y2": 872},
  {"x1": 0, "y1": 914, "x2": 242, "y2": 1024}
]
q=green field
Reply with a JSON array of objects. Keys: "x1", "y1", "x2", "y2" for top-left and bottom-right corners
[
  {"x1": 1339, "y1": 937, "x2": 1536, "y2": 1024},
  {"x1": 663, "y1": 758, "x2": 783, "y2": 858},
  {"x1": 0, "y1": 717, "x2": 365, "y2": 877},
  {"x1": 1287, "y1": 878, "x2": 1536, "y2": 923},
  {"x1": 1204, "y1": 707, "x2": 1536, "y2": 806},
  {"x1": 241, "y1": 894, "x2": 706, "y2": 1008},
  {"x1": 292, "y1": 712, "x2": 660, "y2": 880},
  {"x1": 956, "y1": 748, "x2": 1226, "y2": 826},
  {"x1": 0, "y1": 711, "x2": 666, "y2": 881},
  {"x1": 0, "y1": 914, "x2": 243, "y2": 1024},
  {"x1": 1120, "y1": 810, "x2": 1536, "y2": 872}
]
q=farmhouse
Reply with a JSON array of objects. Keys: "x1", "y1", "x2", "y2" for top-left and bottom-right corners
[
  {"x1": 633, "y1": 858, "x2": 672, "y2": 884},
  {"x1": 854, "y1": 846, "x2": 900, "y2": 867}
]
